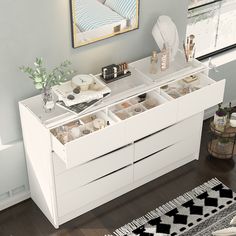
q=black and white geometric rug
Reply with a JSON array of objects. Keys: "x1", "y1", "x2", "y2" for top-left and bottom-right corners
[{"x1": 112, "y1": 178, "x2": 236, "y2": 236}]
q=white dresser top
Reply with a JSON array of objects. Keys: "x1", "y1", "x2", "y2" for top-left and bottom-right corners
[{"x1": 20, "y1": 51, "x2": 207, "y2": 129}]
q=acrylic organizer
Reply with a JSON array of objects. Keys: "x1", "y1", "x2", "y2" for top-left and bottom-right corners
[
  {"x1": 51, "y1": 111, "x2": 114, "y2": 144},
  {"x1": 160, "y1": 73, "x2": 212, "y2": 100},
  {"x1": 109, "y1": 90, "x2": 164, "y2": 121}
]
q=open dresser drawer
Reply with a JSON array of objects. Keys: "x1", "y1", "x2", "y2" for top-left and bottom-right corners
[
  {"x1": 161, "y1": 73, "x2": 225, "y2": 121},
  {"x1": 109, "y1": 90, "x2": 178, "y2": 143},
  {"x1": 51, "y1": 110, "x2": 126, "y2": 168}
]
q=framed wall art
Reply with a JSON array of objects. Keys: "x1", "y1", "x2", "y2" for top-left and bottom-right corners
[{"x1": 70, "y1": 0, "x2": 140, "y2": 48}]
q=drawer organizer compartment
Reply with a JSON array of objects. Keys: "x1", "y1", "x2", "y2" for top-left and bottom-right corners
[
  {"x1": 109, "y1": 90, "x2": 178, "y2": 142},
  {"x1": 54, "y1": 145, "x2": 133, "y2": 196},
  {"x1": 51, "y1": 110, "x2": 126, "y2": 168},
  {"x1": 109, "y1": 91, "x2": 164, "y2": 120},
  {"x1": 161, "y1": 73, "x2": 225, "y2": 121}
]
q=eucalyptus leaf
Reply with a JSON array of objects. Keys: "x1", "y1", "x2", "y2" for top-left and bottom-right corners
[
  {"x1": 34, "y1": 77, "x2": 42, "y2": 83},
  {"x1": 35, "y1": 83, "x2": 43, "y2": 90},
  {"x1": 20, "y1": 58, "x2": 75, "y2": 90}
]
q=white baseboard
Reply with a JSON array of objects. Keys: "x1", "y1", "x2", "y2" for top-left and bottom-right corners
[
  {"x1": 204, "y1": 99, "x2": 236, "y2": 120},
  {"x1": 0, "y1": 191, "x2": 30, "y2": 211},
  {"x1": 0, "y1": 140, "x2": 30, "y2": 211}
]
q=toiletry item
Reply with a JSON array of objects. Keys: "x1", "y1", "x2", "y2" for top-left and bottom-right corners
[
  {"x1": 142, "y1": 98, "x2": 159, "y2": 109},
  {"x1": 230, "y1": 113, "x2": 236, "y2": 127},
  {"x1": 138, "y1": 93, "x2": 147, "y2": 102},
  {"x1": 120, "y1": 101, "x2": 132, "y2": 109},
  {"x1": 93, "y1": 118, "x2": 106, "y2": 130},
  {"x1": 183, "y1": 35, "x2": 196, "y2": 62},
  {"x1": 115, "y1": 111, "x2": 130, "y2": 120},
  {"x1": 160, "y1": 44, "x2": 169, "y2": 71},
  {"x1": 114, "y1": 66, "x2": 117, "y2": 78},
  {"x1": 58, "y1": 125, "x2": 71, "y2": 144},
  {"x1": 68, "y1": 121, "x2": 81, "y2": 139},
  {"x1": 82, "y1": 129, "x2": 91, "y2": 135},
  {"x1": 149, "y1": 50, "x2": 158, "y2": 74},
  {"x1": 101, "y1": 63, "x2": 130, "y2": 82},
  {"x1": 123, "y1": 63, "x2": 128, "y2": 74},
  {"x1": 134, "y1": 107, "x2": 142, "y2": 113},
  {"x1": 70, "y1": 126, "x2": 81, "y2": 139},
  {"x1": 161, "y1": 85, "x2": 168, "y2": 90},
  {"x1": 214, "y1": 104, "x2": 227, "y2": 131},
  {"x1": 81, "y1": 115, "x2": 97, "y2": 124},
  {"x1": 183, "y1": 75, "x2": 198, "y2": 83},
  {"x1": 130, "y1": 105, "x2": 145, "y2": 116},
  {"x1": 165, "y1": 87, "x2": 181, "y2": 99}
]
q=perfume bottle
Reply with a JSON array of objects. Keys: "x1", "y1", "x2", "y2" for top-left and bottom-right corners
[
  {"x1": 160, "y1": 44, "x2": 170, "y2": 71},
  {"x1": 149, "y1": 50, "x2": 158, "y2": 74}
]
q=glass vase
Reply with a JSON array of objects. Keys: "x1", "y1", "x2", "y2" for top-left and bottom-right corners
[{"x1": 41, "y1": 87, "x2": 55, "y2": 113}]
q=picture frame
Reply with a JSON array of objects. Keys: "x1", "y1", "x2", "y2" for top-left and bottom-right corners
[{"x1": 70, "y1": 0, "x2": 140, "y2": 48}]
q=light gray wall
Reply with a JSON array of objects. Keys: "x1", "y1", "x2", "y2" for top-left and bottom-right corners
[{"x1": 0, "y1": 0, "x2": 188, "y2": 145}]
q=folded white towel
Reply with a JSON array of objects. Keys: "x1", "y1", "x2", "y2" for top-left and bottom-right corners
[{"x1": 212, "y1": 227, "x2": 236, "y2": 236}]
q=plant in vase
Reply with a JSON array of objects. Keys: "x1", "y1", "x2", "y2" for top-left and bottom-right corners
[{"x1": 20, "y1": 58, "x2": 74, "y2": 112}]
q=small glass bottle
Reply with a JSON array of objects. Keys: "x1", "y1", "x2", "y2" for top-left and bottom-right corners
[
  {"x1": 160, "y1": 44, "x2": 170, "y2": 71},
  {"x1": 149, "y1": 50, "x2": 158, "y2": 74}
]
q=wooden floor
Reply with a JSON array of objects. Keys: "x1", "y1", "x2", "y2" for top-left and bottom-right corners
[{"x1": 1, "y1": 119, "x2": 236, "y2": 236}]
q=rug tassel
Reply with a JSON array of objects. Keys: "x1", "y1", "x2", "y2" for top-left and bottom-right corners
[{"x1": 113, "y1": 178, "x2": 222, "y2": 236}]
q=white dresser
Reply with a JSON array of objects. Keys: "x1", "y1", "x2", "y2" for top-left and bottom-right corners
[{"x1": 19, "y1": 52, "x2": 225, "y2": 228}]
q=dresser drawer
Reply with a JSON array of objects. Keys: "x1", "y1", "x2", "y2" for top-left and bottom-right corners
[
  {"x1": 134, "y1": 112, "x2": 203, "y2": 161},
  {"x1": 109, "y1": 90, "x2": 178, "y2": 143},
  {"x1": 161, "y1": 74, "x2": 225, "y2": 121},
  {"x1": 57, "y1": 166, "x2": 133, "y2": 217},
  {"x1": 134, "y1": 136, "x2": 198, "y2": 181},
  {"x1": 54, "y1": 145, "x2": 133, "y2": 196},
  {"x1": 51, "y1": 110, "x2": 127, "y2": 168}
]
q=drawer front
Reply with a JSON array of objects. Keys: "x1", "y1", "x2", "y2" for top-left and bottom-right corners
[
  {"x1": 134, "y1": 136, "x2": 198, "y2": 181},
  {"x1": 125, "y1": 99, "x2": 178, "y2": 143},
  {"x1": 134, "y1": 112, "x2": 203, "y2": 161},
  {"x1": 54, "y1": 145, "x2": 133, "y2": 196},
  {"x1": 52, "y1": 122, "x2": 127, "y2": 168},
  {"x1": 57, "y1": 166, "x2": 133, "y2": 217},
  {"x1": 177, "y1": 79, "x2": 225, "y2": 121}
]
